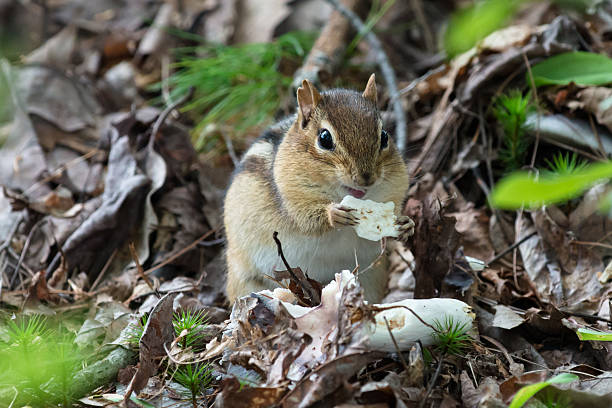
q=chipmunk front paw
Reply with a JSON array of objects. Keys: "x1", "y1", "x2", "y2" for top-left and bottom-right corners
[
  {"x1": 327, "y1": 203, "x2": 358, "y2": 228},
  {"x1": 396, "y1": 215, "x2": 415, "y2": 241}
]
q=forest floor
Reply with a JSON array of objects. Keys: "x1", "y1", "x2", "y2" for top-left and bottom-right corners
[{"x1": 1, "y1": 0, "x2": 612, "y2": 407}]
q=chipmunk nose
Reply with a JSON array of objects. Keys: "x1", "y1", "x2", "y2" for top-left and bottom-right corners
[{"x1": 354, "y1": 172, "x2": 374, "y2": 187}]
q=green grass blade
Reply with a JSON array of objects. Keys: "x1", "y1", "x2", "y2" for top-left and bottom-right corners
[
  {"x1": 576, "y1": 328, "x2": 612, "y2": 341},
  {"x1": 508, "y1": 373, "x2": 578, "y2": 408}
]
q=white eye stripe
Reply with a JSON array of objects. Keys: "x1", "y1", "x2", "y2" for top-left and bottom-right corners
[
  {"x1": 320, "y1": 120, "x2": 337, "y2": 140},
  {"x1": 315, "y1": 120, "x2": 338, "y2": 152}
]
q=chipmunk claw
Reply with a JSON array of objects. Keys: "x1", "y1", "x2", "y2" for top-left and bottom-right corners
[
  {"x1": 328, "y1": 203, "x2": 358, "y2": 228},
  {"x1": 396, "y1": 215, "x2": 415, "y2": 241}
]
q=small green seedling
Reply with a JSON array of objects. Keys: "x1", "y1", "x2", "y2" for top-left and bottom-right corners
[
  {"x1": 126, "y1": 314, "x2": 149, "y2": 347},
  {"x1": 431, "y1": 316, "x2": 472, "y2": 355},
  {"x1": 493, "y1": 90, "x2": 534, "y2": 172},
  {"x1": 173, "y1": 363, "x2": 213, "y2": 408},
  {"x1": 167, "y1": 31, "x2": 314, "y2": 151},
  {"x1": 5, "y1": 314, "x2": 49, "y2": 345},
  {"x1": 544, "y1": 152, "x2": 588, "y2": 176},
  {"x1": 508, "y1": 373, "x2": 578, "y2": 408},
  {"x1": 0, "y1": 314, "x2": 86, "y2": 407},
  {"x1": 173, "y1": 309, "x2": 208, "y2": 350}
]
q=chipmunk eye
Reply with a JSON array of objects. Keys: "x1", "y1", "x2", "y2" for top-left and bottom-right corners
[
  {"x1": 380, "y1": 129, "x2": 389, "y2": 149},
  {"x1": 317, "y1": 128, "x2": 334, "y2": 150}
]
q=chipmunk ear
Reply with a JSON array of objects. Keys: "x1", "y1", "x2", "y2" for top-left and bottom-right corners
[
  {"x1": 297, "y1": 79, "x2": 322, "y2": 128},
  {"x1": 362, "y1": 73, "x2": 377, "y2": 105}
]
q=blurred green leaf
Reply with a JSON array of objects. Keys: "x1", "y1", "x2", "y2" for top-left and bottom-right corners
[
  {"x1": 444, "y1": 0, "x2": 522, "y2": 58},
  {"x1": 490, "y1": 161, "x2": 612, "y2": 209},
  {"x1": 530, "y1": 51, "x2": 612, "y2": 87},
  {"x1": 576, "y1": 328, "x2": 612, "y2": 341},
  {"x1": 508, "y1": 373, "x2": 579, "y2": 408}
]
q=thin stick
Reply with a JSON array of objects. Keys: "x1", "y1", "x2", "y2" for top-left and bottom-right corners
[
  {"x1": 408, "y1": 0, "x2": 435, "y2": 52},
  {"x1": 398, "y1": 65, "x2": 445, "y2": 95},
  {"x1": 522, "y1": 52, "x2": 540, "y2": 168},
  {"x1": 150, "y1": 86, "x2": 195, "y2": 145},
  {"x1": 144, "y1": 229, "x2": 215, "y2": 275},
  {"x1": 419, "y1": 355, "x2": 443, "y2": 408},
  {"x1": 90, "y1": 248, "x2": 117, "y2": 292},
  {"x1": 383, "y1": 316, "x2": 410, "y2": 372},
  {"x1": 129, "y1": 242, "x2": 159, "y2": 297},
  {"x1": 325, "y1": 0, "x2": 407, "y2": 153},
  {"x1": 23, "y1": 149, "x2": 100, "y2": 196},
  {"x1": 10, "y1": 218, "x2": 45, "y2": 288},
  {"x1": 272, "y1": 231, "x2": 320, "y2": 304},
  {"x1": 485, "y1": 231, "x2": 537, "y2": 267},
  {"x1": 373, "y1": 304, "x2": 437, "y2": 331},
  {"x1": 222, "y1": 131, "x2": 239, "y2": 168},
  {"x1": 570, "y1": 240, "x2": 612, "y2": 250}
]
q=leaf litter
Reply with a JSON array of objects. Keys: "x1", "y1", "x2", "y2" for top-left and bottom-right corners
[{"x1": 1, "y1": 1, "x2": 612, "y2": 407}]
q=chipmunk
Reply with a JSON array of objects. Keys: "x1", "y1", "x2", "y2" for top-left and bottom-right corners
[{"x1": 223, "y1": 74, "x2": 413, "y2": 303}]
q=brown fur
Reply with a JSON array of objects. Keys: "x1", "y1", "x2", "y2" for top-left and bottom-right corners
[{"x1": 224, "y1": 75, "x2": 409, "y2": 303}]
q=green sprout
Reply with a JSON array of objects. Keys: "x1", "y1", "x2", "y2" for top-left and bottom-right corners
[
  {"x1": 0, "y1": 315, "x2": 85, "y2": 407},
  {"x1": 5, "y1": 314, "x2": 49, "y2": 345},
  {"x1": 173, "y1": 309, "x2": 208, "y2": 350},
  {"x1": 544, "y1": 152, "x2": 588, "y2": 176},
  {"x1": 173, "y1": 363, "x2": 213, "y2": 408},
  {"x1": 493, "y1": 90, "x2": 534, "y2": 172},
  {"x1": 509, "y1": 373, "x2": 578, "y2": 408},
  {"x1": 431, "y1": 316, "x2": 472, "y2": 355},
  {"x1": 167, "y1": 31, "x2": 314, "y2": 151},
  {"x1": 125, "y1": 314, "x2": 149, "y2": 347}
]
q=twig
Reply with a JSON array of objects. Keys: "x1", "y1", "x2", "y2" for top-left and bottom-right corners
[
  {"x1": 419, "y1": 355, "x2": 443, "y2": 408},
  {"x1": 161, "y1": 55, "x2": 180, "y2": 120},
  {"x1": 558, "y1": 309, "x2": 612, "y2": 324},
  {"x1": 90, "y1": 248, "x2": 117, "y2": 292},
  {"x1": 0, "y1": 215, "x2": 23, "y2": 296},
  {"x1": 23, "y1": 149, "x2": 100, "y2": 196},
  {"x1": 222, "y1": 131, "x2": 239, "y2": 168},
  {"x1": 398, "y1": 65, "x2": 445, "y2": 95},
  {"x1": 480, "y1": 335, "x2": 517, "y2": 368},
  {"x1": 484, "y1": 231, "x2": 537, "y2": 267},
  {"x1": 408, "y1": 0, "x2": 435, "y2": 52},
  {"x1": 143, "y1": 229, "x2": 215, "y2": 275},
  {"x1": 272, "y1": 231, "x2": 320, "y2": 304},
  {"x1": 373, "y1": 304, "x2": 437, "y2": 331},
  {"x1": 129, "y1": 242, "x2": 159, "y2": 298},
  {"x1": 358, "y1": 237, "x2": 386, "y2": 277},
  {"x1": 383, "y1": 316, "x2": 410, "y2": 372},
  {"x1": 570, "y1": 240, "x2": 612, "y2": 250},
  {"x1": 325, "y1": 0, "x2": 407, "y2": 153},
  {"x1": 150, "y1": 86, "x2": 195, "y2": 146},
  {"x1": 522, "y1": 52, "x2": 540, "y2": 168},
  {"x1": 10, "y1": 218, "x2": 46, "y2": 288}
]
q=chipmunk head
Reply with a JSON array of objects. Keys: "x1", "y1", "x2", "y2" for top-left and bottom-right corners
[{"x1": 289, "y1": 74, "x2": 398, "y2": 200}]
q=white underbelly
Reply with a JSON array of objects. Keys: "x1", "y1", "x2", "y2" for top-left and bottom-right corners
[{"x1": 251, "y1": 228, "x2": 381, "y2": 283}]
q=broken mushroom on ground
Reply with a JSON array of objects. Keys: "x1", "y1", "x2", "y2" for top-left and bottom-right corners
[{"x1": 266, "y1": 270, "x2": 475, "y2": 352}]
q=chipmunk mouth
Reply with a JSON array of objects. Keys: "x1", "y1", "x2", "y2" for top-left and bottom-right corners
[{"x1": 345, "y1": 186, "x2": 366, "y2": 199}]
